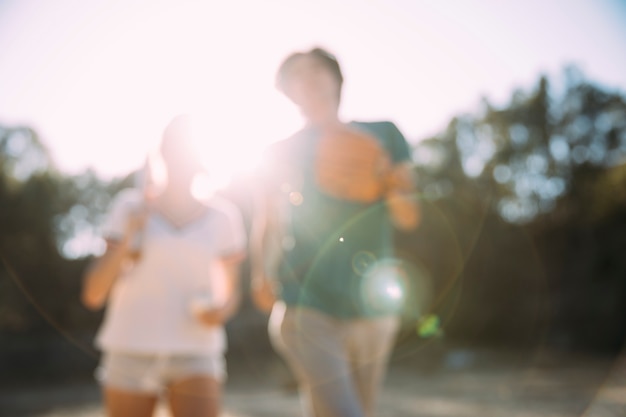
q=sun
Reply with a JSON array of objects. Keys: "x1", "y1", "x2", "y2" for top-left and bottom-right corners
[
  {"x1": 190, "y1": 119, "x2": 264, "y2": 191},
  {"x1": 186, "y1": 94, "x2": 301, "y2": 193},
  {"x1": 48, "y1": 0, "x2": 307, "y2": 182}
]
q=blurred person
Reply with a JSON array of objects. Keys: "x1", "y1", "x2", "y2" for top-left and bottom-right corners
[
  {"x1": 251, "y1": 47, "x2": 420, "y2": 417},
  {"x1": 82, "y1": 114, "x2": 246, "y2": 417}
]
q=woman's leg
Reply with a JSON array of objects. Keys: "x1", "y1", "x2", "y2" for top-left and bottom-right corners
[
  {"x1": 104, "y1": 387, "x2": 158, "y2": 417},
  {"x1": 98, "y1": 352, "x2": 160, "y2": 417},
  {"x1": 167, "y1": 375, "x2": 221, "y2": 417}
]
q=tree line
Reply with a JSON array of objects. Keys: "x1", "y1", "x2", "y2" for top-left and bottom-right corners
[{"x1": 1, "y1": 65, "x2": 625, "y2": 381}]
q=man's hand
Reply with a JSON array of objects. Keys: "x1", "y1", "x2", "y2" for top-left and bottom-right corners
[
  {"x1": 385, "y1": 162, "x2": 416, "y2": 193},
  {"x1": 251, "y1": 277, "x2": 277, "y2": 314},
  {"x1": 384, "y1": 163, "x2": 421, "y2": 231}
]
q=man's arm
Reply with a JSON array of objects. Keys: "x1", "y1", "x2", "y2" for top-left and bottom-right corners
[
  {"x1": 249, "y1": 185, "x2": 281, "y2": 313},
  {"x1": 383, "y1": 123, "x2": 421, "y2": 231},
  {"x1": 385, "y1": 162, "x2": 421, "y2": 231}
]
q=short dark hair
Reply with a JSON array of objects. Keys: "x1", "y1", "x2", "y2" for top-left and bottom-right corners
[{"x1": 275, "y1": 47, "x2": 344, "y2": 98}]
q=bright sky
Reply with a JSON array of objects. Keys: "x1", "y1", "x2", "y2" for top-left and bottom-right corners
[{"x1": 1, "y1": 0, "x2": 625, "y2": 181}]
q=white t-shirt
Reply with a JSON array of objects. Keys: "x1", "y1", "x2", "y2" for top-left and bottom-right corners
[{"x1": 95, "y1": 188, "x2": 247, "y2": 355}]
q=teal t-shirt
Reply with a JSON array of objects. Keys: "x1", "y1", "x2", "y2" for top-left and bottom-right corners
[{"x1": 267, "y1": 121, "x2": 412, "y2": 318}]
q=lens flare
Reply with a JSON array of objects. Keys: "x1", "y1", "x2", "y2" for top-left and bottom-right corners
[
  {"x1": 352, "y1": 251, "x2": 377, "y2": 276},
  {"x1": 385, "y1": 281, "x2": 403, "y2": 300},
  {"x1": 360, "y1": 259, "x2": 408, "y2": 315}
]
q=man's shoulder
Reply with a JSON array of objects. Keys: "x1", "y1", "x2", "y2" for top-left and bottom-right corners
[
  {"x1": 268, "y1": 129, "x2": 310, "y2": 152},
  {"x1": 263, "y1": 129, "x2": 313, "y2": 167},
  {"x1": 350, "y1": 120, "x2": 401, "y2": 138},
  {"x1": 351, "y1": 120, "x2": 396, "y2": 128},
  {"x1": 350, "y1": 120, "x2": 411, "y2": 162}
]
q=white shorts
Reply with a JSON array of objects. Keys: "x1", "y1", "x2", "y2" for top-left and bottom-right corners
[{"x1": 96, "y1": 351, "x2": 226, "y2": 394}]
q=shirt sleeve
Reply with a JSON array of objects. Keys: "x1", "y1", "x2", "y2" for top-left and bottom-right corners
[
  {"x1": 385, "y1": 122, "x2": 412, "y2": 164},
  {"x1": 100, "y1": 188, "x2": 142, "y2": 241}
]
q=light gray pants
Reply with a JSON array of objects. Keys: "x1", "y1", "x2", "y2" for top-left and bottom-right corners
[{"x1": 269, "y1": 303, "x2": 399, "y2": 417}]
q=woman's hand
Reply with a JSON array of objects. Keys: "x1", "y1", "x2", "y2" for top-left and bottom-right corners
[
  {"x1": 123, "y1": 206, "x2": 148, "y2": 248},
  {"x1": 195, "y1": 306, "x2": 228, "y2": 327},
  {"x1": 192, "y1": 255, "x2": 244, "y2": 328}
]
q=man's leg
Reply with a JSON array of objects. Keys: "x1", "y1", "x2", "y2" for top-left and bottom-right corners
[
  {"x1": 348, "y1": 316, "x2": 400, "y2": 417},
  {"x1": 269, "y1": 304, "x2": 365, "y2": 417}
]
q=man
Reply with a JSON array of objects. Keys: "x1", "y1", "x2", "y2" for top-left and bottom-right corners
[{"x1": 251, "y1": 47, "x2": 420, "y2": 417}]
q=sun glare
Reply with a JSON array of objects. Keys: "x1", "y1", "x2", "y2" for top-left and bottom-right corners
[
  {"x1": 45, "y1": 0, "x2": 304, "y2": 180},
  {"x1": 190, "y1": 121, "x2": 262, "y2": 191},
  {"x1": 186, "y1": 94, "x2": 299, "y2": 192}
]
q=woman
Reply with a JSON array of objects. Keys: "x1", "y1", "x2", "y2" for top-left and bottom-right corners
[
  {"x1": 251, "y1": 48, "x2": 420, "y2": 417},
  {"x1": 82, "y1": 115, "x2": 246, "y2": 417}
]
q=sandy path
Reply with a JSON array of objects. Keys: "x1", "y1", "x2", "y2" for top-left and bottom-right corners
[{"x1": 2, "y1": 347, "x2": 625, "y2": 417}]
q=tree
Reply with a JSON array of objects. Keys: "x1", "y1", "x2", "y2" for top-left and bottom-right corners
[{"x1": 406, "y1": 67, "x2": 626, "y2": 350}]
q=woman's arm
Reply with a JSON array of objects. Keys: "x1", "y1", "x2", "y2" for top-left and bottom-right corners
[
  {"x1": 81, "y1": 209, "x2": 146, "y2": 310},
  {"x1": 196, "y1": 253, "x2": 244, "y2": 326}
]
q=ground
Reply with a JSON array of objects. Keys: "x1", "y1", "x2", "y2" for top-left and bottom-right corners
[{"x1": 1, "y1": 344, "x2": 625, "y2": 417}]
